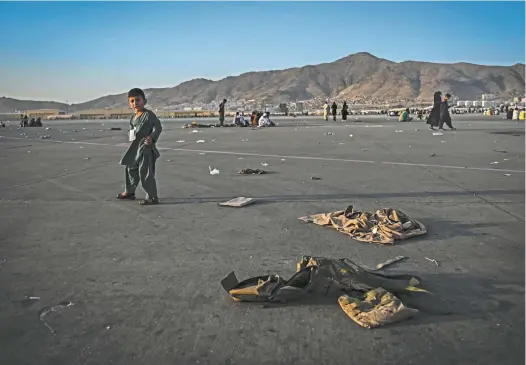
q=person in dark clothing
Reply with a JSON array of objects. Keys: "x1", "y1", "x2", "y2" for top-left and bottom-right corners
[
  {"x1": 331, "y1": 102, "x2": 337, "y2": 121},
  {"x1": 218, "y1": 99, "x2": 227, "y2": 126},
  {"x1": 506, "y1": 108, "x2": 514, "y2": 120},
  {"x1": 341, "y1": 102, "x2": 349, "y2": 121},
  {"x1": 426, "y1": 91, "x2": 442, "y2": 130},
  {"x1": 439, "y1": 93, "x2": 456, "y2": 131}
]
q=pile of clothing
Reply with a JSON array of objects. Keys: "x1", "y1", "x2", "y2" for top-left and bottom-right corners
[
  {"x1": 299, "y1": 205, "x2": 427, "y2": 244},
  {"x1": 222, "y1": 256, "x2": 444, "y2": 329}
]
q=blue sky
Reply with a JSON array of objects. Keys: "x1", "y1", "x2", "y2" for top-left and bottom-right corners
[{"x1": 0, "y1": 1, "x2": 524, "y2": 103}]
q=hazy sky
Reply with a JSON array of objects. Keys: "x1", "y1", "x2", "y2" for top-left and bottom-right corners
[{"x1": 1, "y1": 1, "x2": 524, "y2": 103}]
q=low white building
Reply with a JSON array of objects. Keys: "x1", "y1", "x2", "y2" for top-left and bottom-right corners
[
  {"x1": 472, "y1": 101, "x2": 482, "y2": 107},
  {"x1": 456, "y1": 101, "x2": 466, "y2": 107},
  {"x1": 464, "y1": 101, "x2": 473, "y2": 107},
  {"x1": 481, "y1": 101, "x2": 495, "y2": 108}
]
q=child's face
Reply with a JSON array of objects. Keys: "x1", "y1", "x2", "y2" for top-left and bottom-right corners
[{"x1": 128, "y1": 96, "x2": 145, "y2": 112}]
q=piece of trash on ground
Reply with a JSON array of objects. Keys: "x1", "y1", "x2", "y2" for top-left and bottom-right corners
[
  {"x1": 425, "y1": 257, "x2": 439, "y2": 267},
  {"x1": 430, "y1": 153, "x2": 436, "y2": 157},
  {"x1": 209, "y1": 166, "x2": 220, "y2": 175},
  {"x1": 39, "y1": 301, "x2": 74, "y2": 335},
  {"x1": 311, "y1": 176, "x2": 322, "y2": 180},
  {"x1": 261, "y1": 163, "x2": 268, "y2": 166},
  {"x1": 238, "y1": 157, "x2": 244, "y2": 160},
  {"x1": 222, "y1": 255, "x2": 442, "y2": 329},
  {"x1": 39, "y1": 135, "x2": 51, "y2": 139},
  {"x1": 83, "y1": 157, "x2": 90, "y2": 160},
  {"x1": 239, "y1": 168, "x2": 267, "y2": 175},
  {"x1": 375, "y1": 256, "x2": 407, "y2": 270},
  {"x1": 349, "y1": 134, "x2": 353, "y2": 137},
  {"x1": 196, "y1": 140, "x2": 205, "y2": 143},
  {"x1": 325, "y1": 132, "x2": 334, "y2": 136},
  {"x1": 299, "y1": 205, "x2": 426, "y2": 244},
  {"x1": 176, "y1": 140, "x2": 185, "y2": 143},
  {"x1": 241, "y1": 139, "x2": 249, "y2": 142},
  {"x1": 281, "y1": 159, "x2": 286, "y2": 161},
  {"x1": 45, "y1": 127, "x2": 51, "y2": 130},
  {"x1": 433, "y1": 132, "x2": 443, "y2": 136},
  {"x1": 490, "y1": 161, "x2": 499, "y2": 165},
  {"x1": 110, "y1": 127, "x2": 122, "y2": 131},
  {"x1": 361, "y1": 148, "x2": 368, "y2": 151},
  {"x1": 25, "y1": 296, "x2": 41, "y2": 301},
  {"x1": 395, "y1": 130, "x2": 403, "y2": 133},
  {"x1": 504, "y1": 174, "x2": 511, "y2": 177},
  {"x1": 199, "y1": 152, "x2": 206, "y2": 155},
  {"x1": 219, "y1": 197, "x2": 255, "y2": 208},
  {"x1": 493, "y1": 149, "x2": 507, "y2": 153}
]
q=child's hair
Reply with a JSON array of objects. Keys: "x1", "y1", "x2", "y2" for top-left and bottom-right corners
[{"x1": 128, "y1": 88, "x2": 146, "y2": 100}]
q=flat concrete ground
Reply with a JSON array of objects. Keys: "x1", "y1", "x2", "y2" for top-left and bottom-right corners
[{"x1": 0, "y1": 114, "x2": 524, "y2": 365}]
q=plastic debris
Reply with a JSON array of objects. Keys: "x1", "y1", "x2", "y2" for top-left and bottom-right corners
[
  {"x1": 39, "y1": 135, "x2": 51, "y2": 139},
  {"x1": 430, "y1": 153, "x2": 436, "y2": 157},
  {"x1": 504, "y1": 174, "x2": 511, "y2": 177},
  {"x1": 196, "y1": 140, "x2": 205, "y2": 143},
  {"x1": 176, "y1": 140, "x2": 185, "y2": 143},
  {"x1": 241, "y1": 139, "x2": 249, "y2": 142},
  {"x1": 325, "y1": 132, "x2": 334, "y2": 136},
  {"x1": 261, "y1": 163, "x2": 269, "y2": 166},
  {"x1": 209, "y1": 166, "x2": 220, "y2": 175},
  {"x1": 45, "y1": 127, "x2": 51, "y2": 130},
  {"x1": 490, "y1": 162, "x2": 499, "y2": 165},
  {"x1": 361, "y1": 148, "x2": 368, "y2": 151},
  {"x1": 239, "y1": 168, "x2": 266, "y2": 175},
  {"x1": 39, "y1": 301, "x2": 74, "y2": 335},
  {"x1": 238, "y1": 157, "x2": 244, "y2": 160},
  {"x1": 375, "y1": 256, "x2": 407, "y2": 270},
  {"x1": 395, "y1": 130, "x2": 403, "y2": 133},
  {"x1": 493, "y1": 149, "x2": 507, "y2": 153},
  {"x1": 199, "y1": 152, "x2": 206, "y2": 155},
  {"x1": 25, "y1": 296, "x2": 41, "y2": 301},
  {"x1": 349, "y1": 134, "x2": 353, "y2": 137},
  {"x1": 311, "y1": 176, "x2": 322, "y2": 180},
  {"x1": 219, "y1": 197, "x2": 255, "y2": 208},
  {"x1": 110, "y1": 127, "x2": 122, "y2": 131},
  {"x1": 425, "y1": 257, "x2": 439, "y2": 267},
  {"x1": 281, "y1": 159, "x2": 286, "y2": 161},
  {"x1": 433, "y1": 132, "x2": 443, "y2": 136}
]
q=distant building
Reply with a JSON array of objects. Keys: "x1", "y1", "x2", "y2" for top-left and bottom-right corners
[
  {"x1": 481, "y1": 101, "x2": 495, "y2": 108},
  {"x1": 472, "y1": 101, "x2": 482, "y2": 107},
  {"x1": 24, "y1": 109, "x2": 65, "y2": 118},
  {"x1": 464, "y1": 101, "x2": 473, "y2": 107},
  {"x1": 456, "y1": 101, "x2": 465, "y2": 107},
  {"x1": 296, "y1": 101, "x2": 305, "y2": 112}
]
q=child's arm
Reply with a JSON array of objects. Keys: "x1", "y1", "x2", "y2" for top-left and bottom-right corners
[{"x1": 149, "y1": 114, "x2": 162, "y2": 143}]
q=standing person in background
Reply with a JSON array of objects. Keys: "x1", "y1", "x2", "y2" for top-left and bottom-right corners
[
  {"x1": 427, "y1": 91, "x2": 442, "y2": 130},
  {"x1": 439, "y1": 93, "x2": 456, "y2": 131},
  {"x1": 341, "y1": 101, "x2": 349, "y2": 121},
  {"x1": 323, "y1": 101, "x2": 330, "y2": 121},
  {"x1": 331, "y1": 102, "x2": 338, "y2": 121},
  {"x1": 218, "y1": 99, "x2": 227, "y2": 126},
  {"x1": 117, "y1": 88, "x2": 163, "y2": 206}
]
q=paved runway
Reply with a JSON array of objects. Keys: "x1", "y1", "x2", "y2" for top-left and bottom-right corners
[{"x1": 0, "y1": 114, "x2": 524, "y2": 365}]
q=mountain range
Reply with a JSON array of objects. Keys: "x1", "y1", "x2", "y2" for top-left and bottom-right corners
[{"x1": 1, "y1": 52, "x2": 524, "y2": 113}]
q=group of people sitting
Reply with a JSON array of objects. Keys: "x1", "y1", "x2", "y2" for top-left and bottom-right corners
[
  {"x1": 505, "y1": 107, "x2": 526, "y2": 120},
  {"x1": 19, "y1": 115, "x2": 43, "y2": 128},
  {"x1": 232, "y1": 111, "x2": 275, "y2": 127}
]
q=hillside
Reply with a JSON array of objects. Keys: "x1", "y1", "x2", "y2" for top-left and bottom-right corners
[
  {"x1": 1, "y1": 52, "x2": 524, "y2": 112},
  {"x1": 0, "y1": 97, "x2": 69, "y2": 113}
]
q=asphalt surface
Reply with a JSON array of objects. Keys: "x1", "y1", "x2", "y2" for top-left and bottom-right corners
[{"x1": 0, "y1": 114, "x2": 524, "y2": 365}]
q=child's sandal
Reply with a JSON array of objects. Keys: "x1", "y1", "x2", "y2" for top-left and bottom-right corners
[
  {"x1": 139, "y1": 198, "x2": 159, "y2": 205},
  {"x1": 117, "y1": 192, "x2": 135, "y2": 200}
]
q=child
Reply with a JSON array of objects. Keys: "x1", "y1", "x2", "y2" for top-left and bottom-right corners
[{"x1": 117, "y1": 88, "x2": 163, "y2": 205}]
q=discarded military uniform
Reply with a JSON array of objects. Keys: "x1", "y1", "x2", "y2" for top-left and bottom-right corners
[
  {"x1": 222, "y1": 255, "x2": 438, "y2": 328},
  {"x1": 120, "y1": 110, "x2": 162, "y2": 199},
  {"x1": 339, "y1": 288, "x2": 418, "y2": 329},
  {"x1": 299, "y1": 205, "x2": 427, "y2": 244}
]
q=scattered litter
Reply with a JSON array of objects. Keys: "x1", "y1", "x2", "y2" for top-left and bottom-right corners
[
  {"x1": 425, "y1": 257, "x2": 439, "y2": 267},
  {"x1": 349, "y1": 134, "x2": 353, "y2": 137},
  {"x1": 414, "y1": 129, "x2": 419, "y2": 131},
  {"x1": 433, "y1": 132, "x2": 443, "y2": 136},
  {"x1": 281, "y1": 159, "x2": 286, "y2": 161},
  {"x1": 408, "y1": 145, "x2": 411, "y2": 148},
  {"x1": 430, "y1": 153, "x2": 436, "y2": 157},
  {"x1": 99, "y1": 130, "x2": 104, "y2": 132},
  {"x1": 395, "y1": 130, "x2": 403, "y2": 133},
  {"x1": 219, "y1": 197, "x2": 255, "y2": 208},
  {"x1": 325, "y1": 132, "x2": 334, "y2": 136},
  {"x1": 196, "y1": 140, "x2": 205, "y2": 143},
  {"x1": 192, "y1": 130, "x2": 201, "y2": 133},
  {"x1": 238, "y1": 157, "x2": 244, "y2": 160},
  {"x1": 261, "y1": 163, "x2": 269, "y2": 166},
  {"x1": 166, "y1": 159, "x2": 172, "y2": 162},
  {"x1": 199, "y1": 152, "x2": 206, "y2": 155},
  {"x1": 339, "y1": 142, "x2": 345, "y2": 145},
  {"x1": 28, "y1": 151, "x2": 31, "y2": 153},
  {"x1": 222, "y1": 255, "x2": 435, "y2": 329},
  {"x1": 25, "y1": 296, "x2": 41, "y2": 301},
  {"x1": 241, "y1": 139, "x2": 249, "y2": 142},
  {"x1": 361, "y1": 148, "x2": 368, "y2": 151},
  {"x1": 110, "y1": 127, "x2": 122, "y2": 131},
  {"x1": 440, "y1": 141, "x2": 445, "y2": 143},
  {"x1": 504, "y1": 174, "x2": 511, "y2": 177},
  {"x1": 493, "y1": 149, "x2": 507, "y2": 153},
  {"x1": 239, "y1": 168, "x2": 267, "y2": 175},
  {"x1": 45, "y1": 127, "x2": 51, "y2": 130},
  {"x1": 79, "y1": 146, "x2": 83, "y2": 149},
  {"x1": 494, "y1": 140, "x2": 503, "y2": 143},
  {"x1": 299, "y1": 205, "x2": 426, "y2": 244},
  {"x1": 39, "y1": 301, "x2": 74, "y2": 335},
  {"x1": 83, "y1": 157, "x2": 90, "y2": 160},
  {"x1": 39, "y1": 135, "x2": 51, "y2": 139},
  {"x1": 72, "y1": 129, "x2": 77, "y2": 132},
  {"x1": 311, "y1": 176, "x2": 322, "y2": 180},
  {"x1": 209, "y1": 166, "x2": 220, "y2": 175},
  {"x1": 504, "y1": 158, "x2": 509, "y2": 161},
  {"x1": 176, "y1": 140, "x2": 186, "y2": 143},
  {"x1": 490, "y1": 162, "x2": 499, "y2": 165},
  {"x1": 374, "y1": 256, "x2": 407, "y2": 270}
]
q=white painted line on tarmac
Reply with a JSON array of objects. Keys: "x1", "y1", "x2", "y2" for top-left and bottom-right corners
[{"x1": 2, "y1": 136, "x2": 524, "y2": 173}]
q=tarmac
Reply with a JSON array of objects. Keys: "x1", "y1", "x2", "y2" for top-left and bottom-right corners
[{"x1": 0, "y1": 114, "x2": 524, "y2": 365}]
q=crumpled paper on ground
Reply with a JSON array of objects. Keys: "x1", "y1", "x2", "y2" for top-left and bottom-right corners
[{"x1": 299, "y1": 205, "x2": 426, "y2": 244}]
